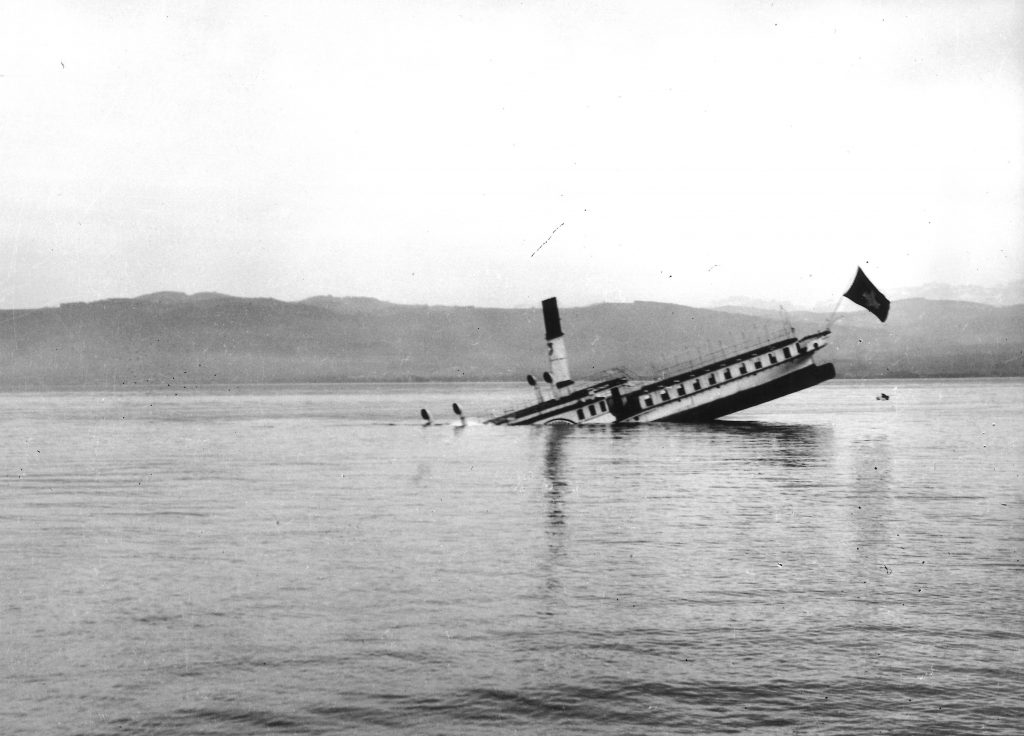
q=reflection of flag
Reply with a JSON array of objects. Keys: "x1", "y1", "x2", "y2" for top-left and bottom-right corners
[{"x1": 843, "y1": 267, "x2": 890, "y2": 322}]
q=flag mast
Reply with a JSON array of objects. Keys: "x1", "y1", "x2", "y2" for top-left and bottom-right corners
[{"x1": 825, "y1": 293, "x2": 846, "y2": 329}]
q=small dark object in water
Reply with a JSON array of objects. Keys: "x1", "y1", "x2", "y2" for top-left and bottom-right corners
[{"x1": 877, "y1": 393, "x2": 890, "y2": 401}]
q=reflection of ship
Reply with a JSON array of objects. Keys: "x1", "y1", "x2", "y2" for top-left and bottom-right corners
[{"x1": 431, "y1": 296, "x2": 835, "y2": 425}]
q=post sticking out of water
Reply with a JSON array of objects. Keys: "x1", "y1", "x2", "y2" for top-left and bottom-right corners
[{"x1": 541, "y1": 297, "x2": 574, "y2": 397}]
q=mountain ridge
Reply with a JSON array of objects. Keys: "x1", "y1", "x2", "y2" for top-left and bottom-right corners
[{"x1": 0, "y1": 293, "x2": 1020, "y2": 386}]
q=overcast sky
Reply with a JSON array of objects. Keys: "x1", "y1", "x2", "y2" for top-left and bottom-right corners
[{"x1": 2, "y1": 0, "x2": 1021, "y2": 310}]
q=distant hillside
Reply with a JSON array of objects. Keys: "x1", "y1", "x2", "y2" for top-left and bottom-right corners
[
  {"x1": 0, "y1": 293, "x2": 1020, "y2": 386},
  {"x1": 817, "y1": 299, "x2": 1024, "y2": 378},
  {"x1": 890, "y1": 280, "x2": 1024, "y2": 307},
  {"x1": 713, "y1": 279, "x2": 1024, "y2": 311}
]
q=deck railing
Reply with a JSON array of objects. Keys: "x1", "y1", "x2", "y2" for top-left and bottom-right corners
[{"x1": 650, "y1": 327, "x2": 796, "y2": 380}]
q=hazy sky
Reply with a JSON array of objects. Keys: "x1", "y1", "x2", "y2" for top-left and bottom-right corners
[{"x1": 2, "y1": 0, "x2": 1021, "y2": 309}]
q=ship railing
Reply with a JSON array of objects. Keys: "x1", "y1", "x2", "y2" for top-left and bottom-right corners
[{"x1": 650, "y1": 327, "x2": 797, "y2": 380}]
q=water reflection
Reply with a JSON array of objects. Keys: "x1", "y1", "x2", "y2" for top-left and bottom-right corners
[
  {"x1": 531, "y1": 420, "x2": 835, "y2": 587},
  {"x1": 538, "y1": 420, "x2": 834, "y2": 487},
  {"x1": 605, "y1": 418, "x2": 828, "y2": 443},
  {"x1": 534, "y1": 426, "x2": 574, "y2": 610},
  {"x1": 712, "y1": 420, "x2": 835, "y2": 470},
  {"x1": 644, "y1": 419, "x2": 836, "y2": 473},
  {"x1": 851, "y1": 434, "x2": 893, "y2": 496},
  {"x1": 542, "y1": 426, "x2": 571, "y2": 528},
  {"x1": 702, "y1": 419, "x2": 826, "y2": 441},
  {"x1": 849, "y1": 432, "x2": 894, "y2": 545}
]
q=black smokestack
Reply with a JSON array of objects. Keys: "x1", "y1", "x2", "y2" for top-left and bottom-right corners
[{"x1": 542, "y1": 297, "x2": 562, "y2": 340}]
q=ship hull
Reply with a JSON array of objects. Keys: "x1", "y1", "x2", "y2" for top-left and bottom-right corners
[{"x1": 653, "y1": 362, "x2": 835, "y2": 422}]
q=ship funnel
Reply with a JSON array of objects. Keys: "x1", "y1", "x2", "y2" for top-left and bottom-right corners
[{"x1": 541, "y1": 297, "x2": 574, "y2": 395}]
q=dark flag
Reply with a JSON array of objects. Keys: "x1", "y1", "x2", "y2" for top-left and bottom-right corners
[{"x1": 843, "y1": 267, "x2": 890, "y2": 322}]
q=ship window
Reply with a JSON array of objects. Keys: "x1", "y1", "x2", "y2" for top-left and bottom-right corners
[
  {"x1": 692, "y1": 380, "x2": 701, "y2": 391},
  {"x1": 643, "y1": 395, "x2": 653, "y2": 407},
  {"x1": 660, "y1": 390, "x2": 670, "y2": 401},
  {"x1": 740, "y1": 364, "x2": 748, "y2": 374},
  {"x1": 678, "y1": 385, "x2": 686, "y2": 397},
  {"x1": 599, "y1": 400, "x2": 607, "y2": 412},
  {"x1": 754, "y1": 359, "x2": 762, "y2": 369},
  {"x1": 576, "y1": 408, "x2": 585, "y2": 420},
  {"x1": 769, "y1": 353, "x2": 778, "y2": 364},
  {"x1": 783, "y1": 346, "x2": 792, "y2": 358},
  {"x1": 588, "y1": 404, "x2": 597, "y2": 416},
  {"x1": 724, "y1": 368, "x2": 732, "y2": 379},
  {"x1": 708, "y1": 374, "x2": 717, "y2": 385}
]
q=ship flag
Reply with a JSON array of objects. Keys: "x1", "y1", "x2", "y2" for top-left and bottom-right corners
[{"x1": 843, "y1": 267, "x2": 890, "y2": 322}]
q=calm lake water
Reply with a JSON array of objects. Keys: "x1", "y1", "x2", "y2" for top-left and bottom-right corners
[{"x1": 1, "y1": 379, "x2": 1022, "y2": 735}]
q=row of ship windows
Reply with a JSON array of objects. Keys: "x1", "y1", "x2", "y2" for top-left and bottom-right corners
[
  {"x1": 576, "y1": 399, "x2": 609, "y2": 420},
  {"x1": 640, "y1": 346, "x2": 796, "y2": 408}
]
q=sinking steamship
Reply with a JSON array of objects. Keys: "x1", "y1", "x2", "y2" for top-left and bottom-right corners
[{"x1": 424, "y1": 297, "x2": 836, "y2": 426}]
